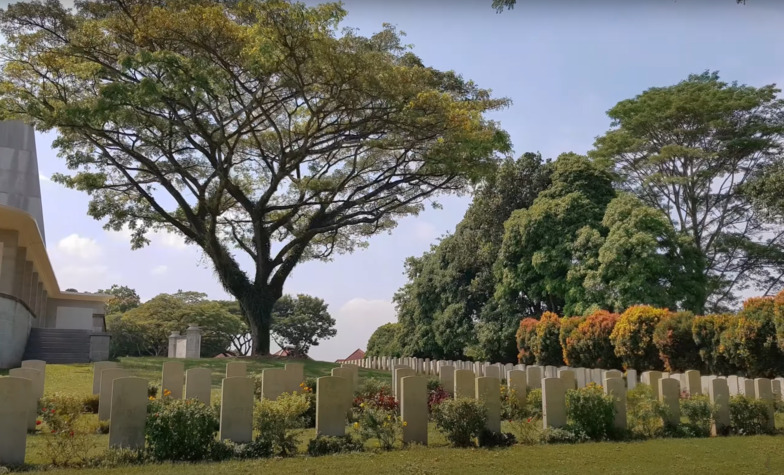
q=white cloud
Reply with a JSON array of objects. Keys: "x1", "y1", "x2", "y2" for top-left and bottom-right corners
[
  {"x1": 151, "y1": 265, "x2": 168, "y2": 275},
  {"x1": 56, "y1": 233, "x2": 102, "y2": 260},
  {"x1": 39, "y1": 174, "x2": 51, "y2": 182},
  {"x1": 310, "y1": 298, "x2": 396, "y2": 362},
  {"x1": 54, "y1": 264, "x2": 114, "y2": 292},
  {"x1": 107, "y1": 224, "x2": 188, "y2": 250}
]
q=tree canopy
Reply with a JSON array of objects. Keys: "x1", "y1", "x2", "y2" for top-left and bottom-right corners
[
  {"x1": 271, "y1": 294, "x2": 336, "y2": 357},
  {"x1": 0, "y1": 0, "x2": 510, "y2": 354}
]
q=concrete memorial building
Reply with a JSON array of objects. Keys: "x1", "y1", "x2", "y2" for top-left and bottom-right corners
[{"x1": 0, "y1": 120, "x2": 110, "y2": 368}]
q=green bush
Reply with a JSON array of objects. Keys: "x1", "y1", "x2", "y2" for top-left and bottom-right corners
[
  {"x1": 692, "y1": 314, "x2": 737, "y2": 375},
  {"x1": 729, "y1": 395, "x2": 772, "y2": 435},
  {"x1": 307, "y1": 435, "x2": 364, "y2": 456},
  {"x1": 540, "y1": 427, "x2": 589, "y2": 444},
  {"x1": 433, "y1": 398, "x2": 487, "y2": 447},
  {"x1": 526, "y1": 388, "x2": 543, "y2": 418},
  {"x1": 145, "y1": 398, "x2": 219, "y2": 462},
  {"x1": 559, "y1": 316, "x2": 584, "y2": 367},
  {"x1": 720, "y1": 297, "x2": 783, "y2": 378},
  {"x1": 82, "y1": 395, "x2": 100, "y2": 414},
  {"x1": 565, "y1": 384, "x2": 616, "y2": 441},
  {"x1": 477, "y1": 429, "x2": 516, "y2": 447},
  {"x1": 626, "y1": 384, "x2": 666, "y2": 439},
  {"x1": 253, "y1": 392, "x2": 310, "y2": 457},
  {"x1": 611, "y1": 305, "x2": 670, "y2": 370},
  {"x1": 208, "y1": 440, "x2": 274, "y2": 461},
  {"x1": 532, "y1": 311, "x2": 564, "y2": 366},
  {"x1": 680, "y1": 394, "x2": 714, "y2": 437},
  {"x1": 775, "y1": 289, "x2": 784, "y2": 352},
  {"x1": 38, "y1": 394, "x2": 97, "y2": 467},
  {"x1": 352, "y1": 406, "x2": 403, "y2": 450},
  {"x1": 654, "y1": 311, "x2": 702, "y2": 372},
  {"x1": 147, "y1": 382, "x2": 159, "y2": 399}
]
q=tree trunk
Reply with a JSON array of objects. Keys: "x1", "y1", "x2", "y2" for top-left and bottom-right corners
[{"x1": 238, "y1": 289, "x2": 277, "y2": 356}]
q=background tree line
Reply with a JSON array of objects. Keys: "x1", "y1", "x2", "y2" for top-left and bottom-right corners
[{"x1": 369, "y1": 72, "x2": 784, "y2": 363}]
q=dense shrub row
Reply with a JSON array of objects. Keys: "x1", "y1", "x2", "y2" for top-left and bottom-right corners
[{"x1": 516, "y1": 291, "x2": 784, "y2": 377}]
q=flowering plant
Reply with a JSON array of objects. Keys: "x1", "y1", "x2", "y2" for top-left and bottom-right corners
[{"x1": 352, "y1": 406, "x2": 404, "y2": 450}]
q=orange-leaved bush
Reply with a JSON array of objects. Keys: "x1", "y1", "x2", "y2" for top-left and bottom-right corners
[
  {"x1": 776, "y1": 289, "x2": 784, "y2": 352},
  {"x1": 566, "y1": 310, "x2": 621, "y2": 370},
  {"x1": 653, "y1": 311, "x2": 701, "y2": 372},
  {"x1": 719, "y1": 297, "x2": 783, "y2": 378},
  {"x1": 531, "y1": 311, "x2": 563, "y2": 366},
  {"x1": 559, "y1": 316, "x2": 584, "y2": 367},
  {"x1": 610, "y1": 305, "x2": 670, "y2": 370},
  {"x1": 516, "y1": 318, "x2": 538, "y2": 365},
  {"x1": 692, "y1": 314, "x2": 737, "y2": 376}
]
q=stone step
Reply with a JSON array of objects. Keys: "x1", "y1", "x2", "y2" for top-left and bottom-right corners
[{"x1": 23, "y1": 328, "x2": 93, "y2": 364}]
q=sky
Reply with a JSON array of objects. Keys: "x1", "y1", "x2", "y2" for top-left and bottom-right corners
[{"x1": 2, "y1": 0, "x2": 784, "y2": 361}]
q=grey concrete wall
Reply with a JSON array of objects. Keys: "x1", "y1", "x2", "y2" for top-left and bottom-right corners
[
  {"x1": 0, "y1": 295, "x2": 33, "y2": 369},
  {"x1": 0, "y1": 121, "x2": 45, "y2": 243}
]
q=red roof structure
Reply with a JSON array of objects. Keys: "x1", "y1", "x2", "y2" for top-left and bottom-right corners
[{"x1": 336, "y1": 348, "x2": 365, "y2": 363}]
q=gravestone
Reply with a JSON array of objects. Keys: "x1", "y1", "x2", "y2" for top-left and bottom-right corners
[
  {"x1": 394, "y1": 367, "x2": 416, "y2": 402},
  {"x1": 727, "y1": 375, "x2": 739, "y2": 396},
  {"x1": 708, "y1": 378, "x2": 730, "y2": 436},
  {"x1": 526, "y1": 366, "x2": 542, "y2": 390},
  {"x1": 484, "y1": 365, "x2": 501, "y2": 380},
  {"x1": 641, "y1": 371, "x2": 663, "y2": 399},
  {"x1": 99, "y1": 368, "x2": 128, "y2": 421},
  {"x1": 285, "y1": 363, "x2": 305, "y2": 392},
  {"x1": 219, "y1": 377, "x2": 254, "y2": 443},
  {"x1": 604, "y1": 377, "x2": 626, "y2": 430},
  {"x1": 401, "y1": 376, "x2": 428, "y2": 445},
  {"x1": 316, "y1": 376, "x2": 352, "y2": 436},
  {"x1": 161, "y1": 361, "x2": 184, "y2": 399},
  {"x1": 558, "y1": 369, "x2": 576, "y2": 390},
  {"x1": 701, "y1": 375, "x2": 716, "y2": 395},
  {"x1": 507, "y1": 370, "x2": 527, "y2": 404},
  {"x1": 659, "y1": 378, "x2": 680, "y2": 427},
  {"x1": 226, "y1": 361, "x2": 247, "y2": 378},
  {"x1": 340, "y1": 363, "x2": 360, "y2": 388},
  {"x1": 542, "y1": 377, "x2": 566, "y2": 428},
  {"x1": 262, "y1": 368, "x2": 289, "y2": 400},
  {"x1": 574, "y1": 368, "x2": 587, "y2": 388},
  {"x1": 109, "y1": 377, "x2": 148, "y2": 450},
  {"x1": 185, "y1": 368, "x2": 212, "y2": 404},
  {"x1": 754, "y1": 378, "x2": 775, "y2": 431},
  {"x1": 473, "y1": 362, "x2": 484, "y2": 377},
  {"x1": 742, "y1": 378, "x2": 755, "y2": 397},
  {"x1": 392, "y1": 365, "x2": 410, "y2": 397},
  {"x1": 626, "y1": 369, "x2": 637, "y2": 390},
  {"x1": 544, "y1": 366, "x2": 557, "y2": 379},
  {"x1": 684, "y1": 370, "x2": 701, "y2": 396},
  {"x1": 476, "y1": 377, "x2": 501, "y2": 433},
  {"x1": 591, "y1": 368, "x2": 603, "y2": 385},
  {"x1": 0, "y1": 377, "x2": 31, "y2": 466},
  {"x1": 93, "y1": 361, "x2": 119, "y2": 395},
  {"x1": 454, "y1": 369, "x2": 475, "y2": 399},
  {"x1": 20, "y1": 360, "x2": 46, "y2": 397},
  {"x1": 604, "y1": 369, "x2": 623, "y2": 381},
  {"x1": 772, "y1": 379, "x2": 782, "y2": 401},
  {"x1": 439, "y1": 365, "x2": 455, "y2": 396},
  {"x1": 8, "y1": 368, "x2": 41, "y2": 430}
]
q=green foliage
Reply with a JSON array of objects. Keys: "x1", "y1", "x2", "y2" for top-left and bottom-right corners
[
  {"x1": 531, "y1": 312, "x2": 563, "y2": 366},
  {"x1": 611, "y1": 305, "x2": 670, "y2": 370},
  {"x1": 540, "y1": 427, "x2": 589, "y2": 444},
  {"x1": 653, "y1": 311, "x2": 702, "y2": 372},
  {"x1": 729, "y1": 395, "x2": 773, "y2": 435},
  {"x1": 526, "y1": 389, "x2": 543, "y2": 419},
  {"x1": 433, "y1": 398, "x2": 488, "y2": 447},
  {"x1": 777, "y1": 290, "x2": 784, "y2": 352},
  {"x1": 97, "y1": 284, "x2": 141, "y2": 316},
  {"x1": 592, "y1": 71, "x2": 784, "y2": 314},
  {"x1": 82, "y1": 395, "x2": 100, "y2": 414},
  {"x1": 145, "y1": 398, "x2": 220, "y2": 462},
  {"x1": 692, "y1": 314, "x2": 737, "y2": 375},
  {"x1": 515, "y1": 318, "x2": 538, "y2": 364},
  {"x1": 680, "y1": 394, "x2": 714, "y2": 438},
  {"x1": 352, "y1": 406, "x2": 404, "y2": 451},
  {"x1": 253, "y1": 392, "x2": 310, "y2": 457},
  {"x1": 720, "y1": 297, "x2": 784, "y2": 378},
  {"x1": 626, "y1": 384, "x2": 667, "y2": 439},
  {"x1": 271, "y1": 294, "x2": 336, "y2": 357},
  {"x1": 477, "y1": 430, "x2": 517, "y2": 447},
  {"x1": 38, "y1": 394, "x2": 97, "y2": 467},
  {"x1": 366, "y1": 323, "x2": 403, "y2": 358},
  {"x1": 563, "y1": 310, "x2": 621, "y2": 369},
  {"x1": 306, "y1": 435, "x2": 364, "y2": 456},
  {"x1": 565, "y1": 384, "x2": 616, "y2": 441}
]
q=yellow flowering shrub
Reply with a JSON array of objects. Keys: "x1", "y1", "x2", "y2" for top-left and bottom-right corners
[{"x1": 610, "y1": 305, "x2": 670, "y2": 370}]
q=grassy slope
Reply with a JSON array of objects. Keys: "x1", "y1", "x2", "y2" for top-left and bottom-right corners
[{"x1": 27, "y1": 436, "x2": 784, "y2": 475}]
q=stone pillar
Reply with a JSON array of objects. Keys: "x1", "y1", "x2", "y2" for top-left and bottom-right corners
[
  {"x1": 35, "y1": 282, "x2": 44, "y2": 317},
  {"x1": 439, "y1": 365, "x2": 455, "y2": 396},
  {"x1": 29, "y1": 272, "x2": 39, "y2": 318},
  {"x1": 168, "y1": 332, "x2": 180, "y2": 358},
  {"x1": 0, "y1": 376, "x2": 31, "y2": 467},
  {"x1": 476, "y1": 377, "x2": 501, "y2": 433},
  {"x1": 316, "y1": 376, "x2": 351, "y2": 437},
  {"x1": 401, "y1": 375, "x2": 428, "y2": 445},
  {"x1": 262, "y1": 368, "x2": 289, "y2": 400},
  {"x1": 453, "y1": 369, "x2": 475, "y2": 399},
  {"x1": 185, "y1": 368, "x2": 212, "y2": 404},
  {"x1": 21, "y1": 260, "x2": 32, "y2": 309},
  {"x1": 394, "y1": 367, "x2": 416, "y2": 402},
  {"x1": 0, "y1": 230, "x2": 19, "y2": 295},
  {"x1": 641, "y1": 371, "x2": 663, "y2": 399},
  {"x1": 542, "y1": 377, "x2": 566, "y2": 429},
  {"x1": 558, "y1": 369, "x2": 576, "y2": 390},
  {"x1": 99, "y1": 368, "x2": 128, "y2": 421},
  {"x1": 161, "y1": 361, "x2": 185, "y2": 399},
  {"x1": 604, "y1": 377, "x2": 626, "y2": 431},
  {"x1": 526, "y1": 366, "x2": 542, "y2": 390},
  {"x1": 219, "y1": 377, "x2": 254, "y2": 443},
  {"x1": 8, "y1": 368, "x2": 40, "y2": 430},
  {"x1": 659, "y1": 378, "x2": 680, "y2": 427},
  {"x1": 226, "y1": 361, "x2": 247, "y2": 378},
  {"x1": 109, "y1": 377, "x2": 148, "y2": 450},
  {"x1": 185, "y1": 325, "x2": 202, "y2": 359},
  {"x1": 507, "y1": 370, "x2": 527, "y2": 404},
  {"x1": 12, "y1": 247, "x2": 26, "y2": 297},
  {"x1": 684, "y1": 370, "x2": 701, "y2": 396},
  {"x1": 93, "y1": 361, "x2": 119, "y2": 395},
  {"x1": 708, "y1": 378, "x2": 730, "y2": 436},
  {"x1": 754, "y1": 378, "x2": 775, "y2": 431}
]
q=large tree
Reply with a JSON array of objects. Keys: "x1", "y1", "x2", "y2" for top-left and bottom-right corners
[
  {"x1": 0, "y1": 0, "x2": 510, "y2": 354},
  {"x1": 271, "y1": 294, "x2": 336, "y2": 357},
  {"x1": 98, "y1": 284, "x2": 142, "y2": 316},
  {"x1": 492, "y1": 0, "x2": 748, "y2": 12},
  {"x1": 592, "y1": 72, "x2": 784, "y2": 312}
]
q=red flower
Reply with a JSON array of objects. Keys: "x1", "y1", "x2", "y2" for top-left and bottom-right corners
[
  {"x1": 527, "y1": 418, "x2": 532, "y2": 423},
  {"x1": 50, "y1": 409, "x2": 56, "y2": 413},
  {"x1": 36, "y1": 420, "x2": 42, "y2": 426},
  {"x1": 69, "y1": 431, "x2": 74, "y2": 437}
]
